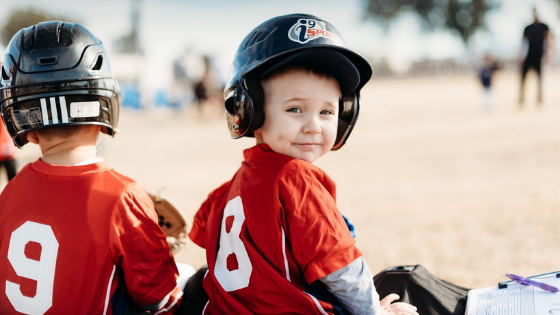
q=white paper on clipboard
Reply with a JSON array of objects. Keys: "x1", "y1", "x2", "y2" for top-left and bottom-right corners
[{"x1": 465, "y1": 271, "x2": 560, "y2": 315}]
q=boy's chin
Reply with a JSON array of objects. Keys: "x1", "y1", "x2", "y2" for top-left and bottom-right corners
[
  {"x1": 268, "y1": 143, "x2": 331, "y2": 163},
  {"x1": 287, "y1": 151, "x2": 323, "y2": 163},
  {"x1": 289, "y1": 145, "x2": 335, "y2": 163}
]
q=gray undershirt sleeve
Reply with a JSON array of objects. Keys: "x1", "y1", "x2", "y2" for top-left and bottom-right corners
[
  {"x1": 318, "y1": 257, "x2": 380, "y2": 315},
  {"x1": 141, "y1": 292, "x2": 171, "y2": 311}
]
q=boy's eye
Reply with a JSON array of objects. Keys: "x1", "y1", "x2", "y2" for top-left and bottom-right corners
[
  {"x1": 287, "y1": 107, "x2": 302, "y2": 113},
  {"x1": 320, "y1": 110, "x2": 335, "y2": 115}
]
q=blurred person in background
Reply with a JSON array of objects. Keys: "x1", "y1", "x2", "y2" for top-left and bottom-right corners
[
  {"x1": 479, "y1": 54, "x2": 500, "y2": 112},
  {"x1": 173, "y1": 52, "x2": 224, "y2": 116},
  {"x1": 518, "y1": 7, "x2": 555, "y2": 107},
  {"x1": 0, "y1": 118, "x2": 18, "y2": 185},
  {"x1": 194, "y1": 55, "x2": 225, "y2": 118}
]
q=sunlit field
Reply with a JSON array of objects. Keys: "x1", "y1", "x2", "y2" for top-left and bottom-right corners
[{"x1": 8, "y1": 68, "x2": 560, "y2": 290}]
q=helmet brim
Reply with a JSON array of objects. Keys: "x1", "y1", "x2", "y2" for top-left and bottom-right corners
[{"x1": 255, "y1": 48, "x2": 360, "y2": 95}]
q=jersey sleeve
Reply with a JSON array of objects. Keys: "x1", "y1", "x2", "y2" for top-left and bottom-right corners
[
  {"x1": 108, "y1": 183, "x2": 180, "y2": 307},
  {"x1": 0, "y1": 123, "x2": 16, "y2": 159},
  {"x1": 319, "y1": 257, "x2": 379, "y2": 315},
  {"x1": 275, "y1": 161, "x2": 362, "y2": 284},
  {"x1": 189, "y1": 180, "x2": 231, "y2": 249},
  {"x1": 145, "y1": 286, "x2": 184, "y2": 315}
]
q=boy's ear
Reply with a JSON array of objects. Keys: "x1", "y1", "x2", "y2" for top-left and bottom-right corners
[{"x1": 26, "y1": 131, "x2": 39, "y2": 145}]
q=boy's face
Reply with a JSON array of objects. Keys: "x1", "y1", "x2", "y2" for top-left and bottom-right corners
[{"x1": 254, "y1": 70, "x2": 340, "y2": 163}]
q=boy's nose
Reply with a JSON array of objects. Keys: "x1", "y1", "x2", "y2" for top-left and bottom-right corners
[{"x1": 302, "y1": 115, "x2": 321, "y2": 134}]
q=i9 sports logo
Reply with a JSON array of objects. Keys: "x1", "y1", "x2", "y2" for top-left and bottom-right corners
[{"x1": 288, "y1": 19, "x2": 342, "y2": 45}]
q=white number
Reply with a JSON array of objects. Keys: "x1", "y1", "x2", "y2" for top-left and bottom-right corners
[
  {"x1": 6, "y1": 221, "x2": 59, "y2": 315},
  {"x1": 215, "y1": 196, "x2": 252, "y2": 292}
]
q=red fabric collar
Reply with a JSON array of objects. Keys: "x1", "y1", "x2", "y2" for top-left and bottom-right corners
[
  {"x1": 243, "y1": 143, "x2": 274, "y2": 159},
  {"x1": 30, "y1": 158, "x2": 112, "y2": 176},
  {"x1": 242, "y1": 143, "x2": 311, "y2": 167}
]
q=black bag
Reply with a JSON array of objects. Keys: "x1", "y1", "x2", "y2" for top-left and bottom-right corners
[
  {"x1": 373, "y1": 265, "x2": 469, "y2": 315},
  {"x1": 177, "y1": 267, "x2": 209, "y2": 315}
]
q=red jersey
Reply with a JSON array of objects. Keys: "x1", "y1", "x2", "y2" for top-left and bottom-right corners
[
  {"x1": 189, "y1": 144, "x2": 361, "y2": 315},
  {"x1": 0, "y1": 123, "x2": 16, "y2": 162},
  {"x1": 0, "y1": 159, "x2": 180, "y2": 315}
]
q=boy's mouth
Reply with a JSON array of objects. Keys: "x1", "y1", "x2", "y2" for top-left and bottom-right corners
[{"x1": 294, "y1": 143, "x2": 320, "y2": 150}]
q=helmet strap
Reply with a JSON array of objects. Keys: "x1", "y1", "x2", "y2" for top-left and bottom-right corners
[{"x1": 243, "y1": 77, "x2": 265, "y2": 134}]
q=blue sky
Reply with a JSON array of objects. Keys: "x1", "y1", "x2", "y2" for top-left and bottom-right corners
[{"x1": 0, "y1": 0, "x2": 558, "y2": 88}]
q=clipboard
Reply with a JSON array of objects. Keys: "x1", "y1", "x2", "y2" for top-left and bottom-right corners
[{"x1": 465, "y1": 271, "x2": 560, "y2": 315}]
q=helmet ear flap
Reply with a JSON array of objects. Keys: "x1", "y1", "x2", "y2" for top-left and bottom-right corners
[
  {"x1": 332, "y1": 92, "x2": 360, "y2": 151},
  {"x1": 225, "y1": 88, "x2": 244, "y2": 138},
  {"x1": 244, "y1": 77, "x2": 264, "y2": 135},
  {"x1": 225, "y1": 77, "x2": 264, "y2": 138}
]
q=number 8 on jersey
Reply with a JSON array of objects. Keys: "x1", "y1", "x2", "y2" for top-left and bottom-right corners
[{"x1": 215, "y1": 196, "x2": 252, "y2": 292}]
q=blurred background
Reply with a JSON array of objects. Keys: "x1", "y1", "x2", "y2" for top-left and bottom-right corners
[
  {"x1": 0, "y1": 0, "x2": 558, "y2": 108},
  {"x1": 1, "y1": 0, "x2": 560, "y2": 290}
]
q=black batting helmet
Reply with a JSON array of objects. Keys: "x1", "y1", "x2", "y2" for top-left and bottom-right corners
[
  {"x1": 0, "y1": 21, "x2": 120, "y2": 148},
  {"x1": 224, "y1": 13, "x2": 372, "y2": 150}
]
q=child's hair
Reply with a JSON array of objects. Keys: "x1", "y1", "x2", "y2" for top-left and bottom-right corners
[
  {"x1": 33, "y1": 125, "x2": 97, "y2": 140},
  {"x1": 260, "y1": 64, "x2": 340, "y2": 95}
]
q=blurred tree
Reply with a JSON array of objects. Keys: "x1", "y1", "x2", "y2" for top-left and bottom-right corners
[
  {"x1": 553, "y1": 0, "x2": 560, "y2": 14},
  {"x1": 0, "y1": 7, "x2": 72, "y2": 46},
  {"x1": 363, "y1": 0, "x2": 499, "y2": 44},
  {"x1": 113, "y1": 0, "x2": 143, "y2": 54}
]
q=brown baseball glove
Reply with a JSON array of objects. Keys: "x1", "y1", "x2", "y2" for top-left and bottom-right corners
[{"x1": 148, "y1": 191, "x2": 189, "y2": 254}]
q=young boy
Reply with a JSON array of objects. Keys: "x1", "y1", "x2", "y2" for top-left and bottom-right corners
[
  {"x1": 0, "y1": 22, "x2": 181, "y2": 314},
  {"x1": 479, "y1": 54, "x2": 499, "y2": 112},
  {"x1": 189, "y1": 14, "x2": 418, "y2": 315}
]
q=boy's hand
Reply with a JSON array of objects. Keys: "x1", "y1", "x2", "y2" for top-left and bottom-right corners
[{"x1": 379, "y1": 294, "x2": 419, "y2": 315}]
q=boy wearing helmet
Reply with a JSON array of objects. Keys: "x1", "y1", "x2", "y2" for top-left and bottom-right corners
[
  {"x1": 0, "y1": 22, "x2": 182, "y2": 314},
  {"x1": 189, "y1": 14, "x2": 417, "y2": 315}
]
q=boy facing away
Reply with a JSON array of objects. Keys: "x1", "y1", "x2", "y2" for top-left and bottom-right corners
[
  {"x1": 189, "y1": 14, "x2": 418, "y2": 315},
  {"x1": 0, "y1": 22, "x2": 181, "y2": 315}
]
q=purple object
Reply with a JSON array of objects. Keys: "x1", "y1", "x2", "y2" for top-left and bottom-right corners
[{"x1": 506, "y1": 273, "x2": 560, "y2": 293}]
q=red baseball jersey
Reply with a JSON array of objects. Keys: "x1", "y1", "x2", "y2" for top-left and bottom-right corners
[
  {"x1": 0, "y1": 159, "x2": 180, "y2": 315},
  {"x1": 189, "y1": 144, "x2": 361, "y2": 315},
  {"x1": 0, "y1": 123, "x2": 16, "y2": 162}
]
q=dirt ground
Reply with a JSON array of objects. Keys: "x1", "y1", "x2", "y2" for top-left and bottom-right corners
[{"x1": 7, "y1": 68, "x2": 560, "y2": 290}]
